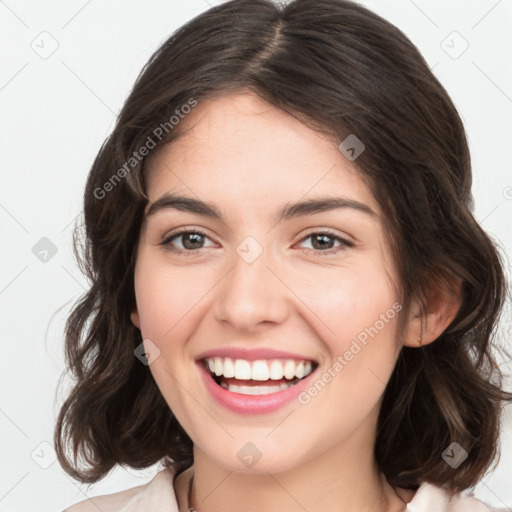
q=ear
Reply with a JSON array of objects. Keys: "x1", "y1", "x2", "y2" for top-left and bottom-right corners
[
  {"x1": 130, "y1": 306, "x2": 141, "y2": 329},
  {"x1": 403, "y1": 277, "x2": 462, "y2": 348}
]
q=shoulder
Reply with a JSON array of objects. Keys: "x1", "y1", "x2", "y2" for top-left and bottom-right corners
[
  {"x1": 406, "y1": 481, "x2": 508, "y2": 512},
  {"x1": 62, "y1": 484, "x2": 146, "y2": 512},
  {"x1": 62, "y1": 467, "x2": 178, "y2": 512}
]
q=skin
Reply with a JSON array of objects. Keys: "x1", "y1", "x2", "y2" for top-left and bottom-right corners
[{"x1": 130, "y1": 92, "x2": 460, "y2": 512}]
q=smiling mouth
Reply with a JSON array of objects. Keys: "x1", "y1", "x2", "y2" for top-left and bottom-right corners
[{"x1": 202, "y1": 357, "x2": 319, "y2": 396}]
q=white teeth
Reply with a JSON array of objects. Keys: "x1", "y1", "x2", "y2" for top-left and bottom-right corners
[
  {"x1": 234, "y1": 359, "x2": 252, "y2": 380},
  {"x1": 283, "y1": 360, "x2": 296, "y2": 379},
  {"x1": 295, "y1": 361, "x2": 305, "y2": 379},
  {"x1": 251, "y1": 360, "x2": 270, "y2": 381},
  {"x1": 214, "y1": 357, "x2": 223, "y2": 376},
  {"x1": 220, "y1": 381, "x2": 295, "y2": 394},
  {"x1": 204, "y1": 356, "x2": 315, "y2": 381},
  {"x1": 269, "y1": 360, "x2": 284, "y2": 380},
  {"x1": 223, "y1": 357, "x2": 235, "y2": 378}
]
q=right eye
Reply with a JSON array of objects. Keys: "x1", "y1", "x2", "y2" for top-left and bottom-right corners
[{"x1": 160, "y1": 229, "x2": 216, "y2": 256}]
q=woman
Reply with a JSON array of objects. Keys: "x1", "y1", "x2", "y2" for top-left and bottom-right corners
[{"x1": 55, "y1": 1, "x2": 512, "y2": 510}]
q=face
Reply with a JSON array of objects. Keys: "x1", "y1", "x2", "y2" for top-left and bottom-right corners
[{"x1": 131, "y1": 92, "x2": 407, "y2": 474}]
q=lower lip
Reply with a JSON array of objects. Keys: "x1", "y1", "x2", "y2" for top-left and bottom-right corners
[{"x1": 197, "y1": 361, "x2": 317, "y2": 415}]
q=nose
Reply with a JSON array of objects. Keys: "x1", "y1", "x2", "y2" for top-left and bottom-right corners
[{"x1": 213, "y1": 241, "x2": 290, "y2": 334}]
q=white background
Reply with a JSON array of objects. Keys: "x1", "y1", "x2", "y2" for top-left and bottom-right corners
[{"x1": 1, "y1": 1, "x2": 511, "y2": 511}]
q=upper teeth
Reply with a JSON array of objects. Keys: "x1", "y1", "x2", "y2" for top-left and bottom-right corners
[{"x1": 205, "y1": 357, "x2": 314, "y2": 381}]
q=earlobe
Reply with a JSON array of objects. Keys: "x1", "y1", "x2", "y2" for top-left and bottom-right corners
[
  {"x1": 403, "y1": 278, "x2": 462, "y2": 348},
  {"x1": 402, "y1": 303, "x2": 424, "y2": 348},
  {"x1": 130, "y1": 308, "x2": 141, "y2": 329}
]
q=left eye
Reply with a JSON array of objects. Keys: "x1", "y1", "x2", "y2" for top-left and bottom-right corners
[{"x1": 296, "y1": 232, "x2": 353, "y2": 255}]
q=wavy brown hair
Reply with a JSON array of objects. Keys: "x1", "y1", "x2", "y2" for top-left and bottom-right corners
[{"x1": 54, "y1": 0, "x2": 512, "y2": 492}]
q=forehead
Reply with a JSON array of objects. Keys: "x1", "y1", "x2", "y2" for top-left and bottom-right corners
[{"x1": 144, "y1": 92, "x2": 378, "y2": 215}]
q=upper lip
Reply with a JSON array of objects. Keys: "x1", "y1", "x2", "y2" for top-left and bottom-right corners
[{"x1": 195, "y1": 347, "x2": 317, "y2": 362}]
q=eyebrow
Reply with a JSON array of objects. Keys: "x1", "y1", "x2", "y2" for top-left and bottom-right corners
[{"x1": 146, "y1": 193, "x2": 377, "y2": 223}]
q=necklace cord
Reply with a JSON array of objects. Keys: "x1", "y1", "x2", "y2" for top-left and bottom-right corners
[{"x1": 187, "y1": 472, "x2": 194, "y2": 512}]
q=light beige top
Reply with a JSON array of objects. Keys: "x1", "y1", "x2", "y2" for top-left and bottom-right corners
[{"x1": 63, "y1": 465, "x2": 508, "y2": 512}]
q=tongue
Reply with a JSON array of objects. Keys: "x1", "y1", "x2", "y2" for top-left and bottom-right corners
[{"x1": 220, "y1": 377, "x2": 294, "y2": 387}]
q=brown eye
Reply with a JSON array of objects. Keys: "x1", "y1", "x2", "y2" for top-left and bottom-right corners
[
  {"x1": 160, "y1": 229, "x2": 215, "y2": 255},
  {"x1": 177, "y1": 232, "x2": 205, "y2": 250},
  {"x1": 310, "y1": 233, "x2": 336, "y2": 250},
  {"x1": 297, "y1": 231, "x2": 353, "y2": 256}
]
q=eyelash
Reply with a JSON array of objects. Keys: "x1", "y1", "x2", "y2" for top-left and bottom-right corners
[{"x1": 159, "y1": 229, "x2": 354, "y2": 257}]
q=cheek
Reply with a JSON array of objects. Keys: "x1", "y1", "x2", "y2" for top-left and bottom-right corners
[
  {"x1": 292, "y1": 259, "x2": 398, "y2": 343},
  {"x1": 291, "y1": 258, "x2": 401, "y2": 401},
  {"x1": 133, "y1": 252, "x2": 209, "y2": 340},
  {"x1": 132, "y1": 256, "x2": 207, "y2": 409}
]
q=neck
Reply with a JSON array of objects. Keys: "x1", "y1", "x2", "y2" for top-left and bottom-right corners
[{"x1": 176, "y1": 424, "x2": 408, "y2": 512}]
